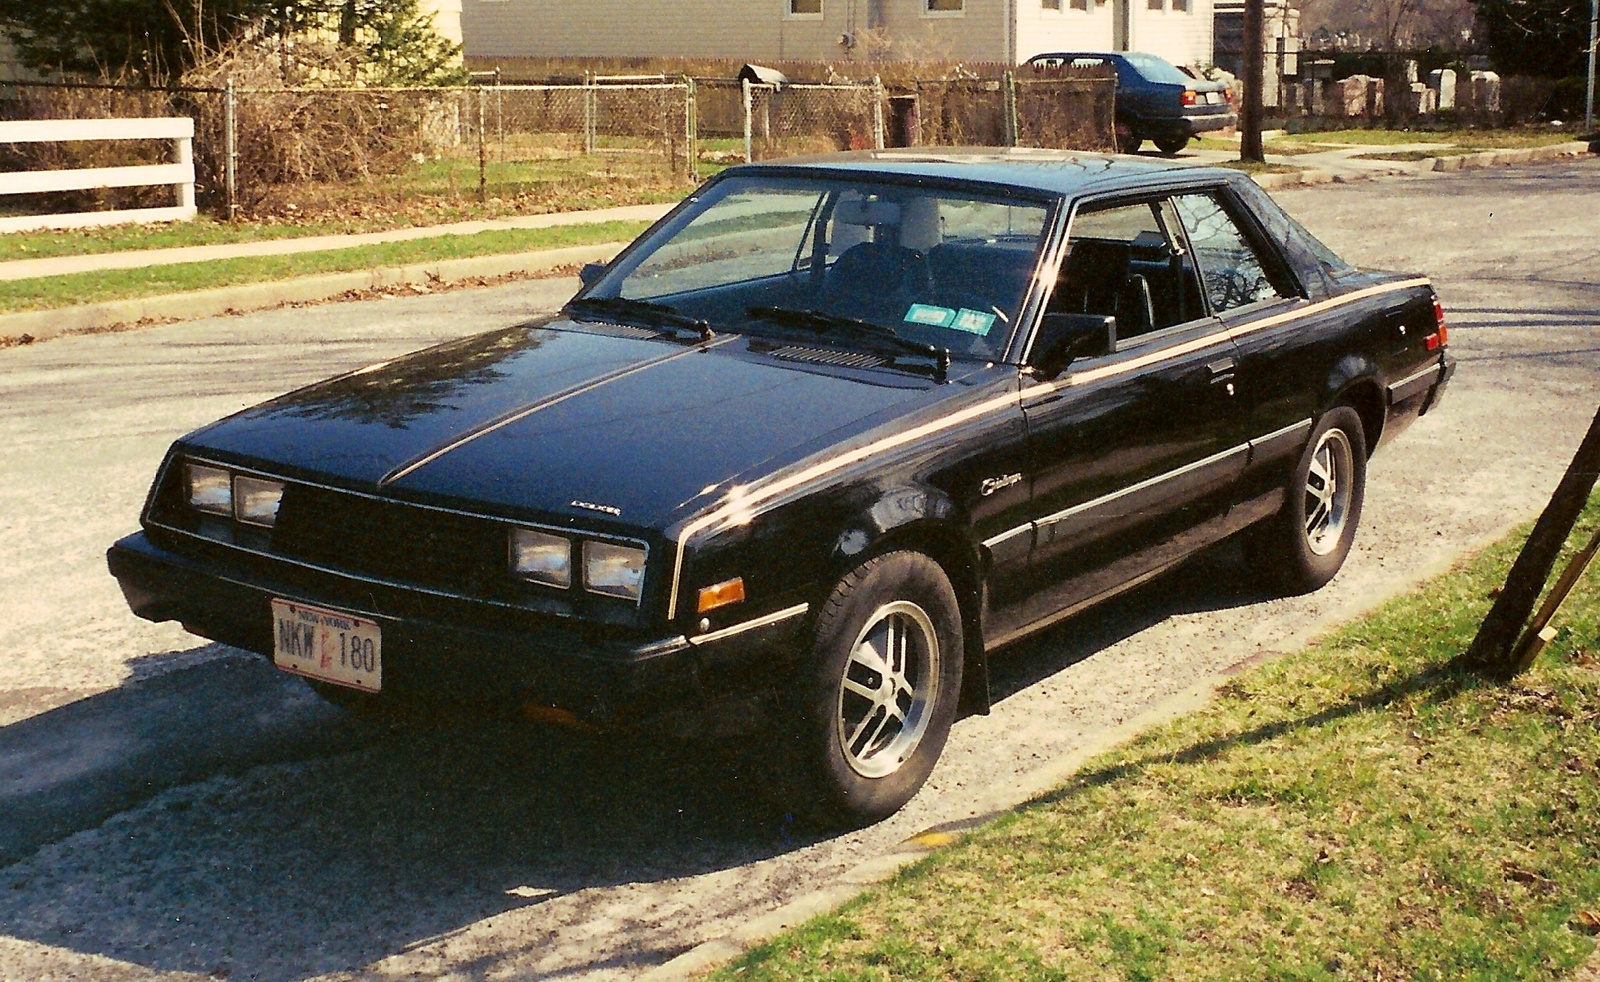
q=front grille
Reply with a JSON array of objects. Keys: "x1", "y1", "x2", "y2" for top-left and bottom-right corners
[
  {"x1": 770, "y1": 345, "x2": 887, "y2": 369},
  {"x1": 271, "y1": 484, "x2": 507, "y2": 597}
]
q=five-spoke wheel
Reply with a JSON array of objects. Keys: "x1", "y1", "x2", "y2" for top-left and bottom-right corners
[
  {"x1": 837, "y1": 600, "x2": 941, "y2": 780},
  {"x1": 790, "y1": 551, "x2": 964, "y2": 827},
  {"x1": 1244, "y1": 405, "x2": 1368, "y2": 595}
]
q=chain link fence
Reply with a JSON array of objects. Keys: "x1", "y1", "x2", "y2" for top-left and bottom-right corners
[{"x1": 0, "y1": 70, "x2": 1115, "y2": 224}]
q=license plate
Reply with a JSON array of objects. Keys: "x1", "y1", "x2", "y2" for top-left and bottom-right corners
[{"x1": 271, "y1": 599, "x2": 381, "y2": 692}]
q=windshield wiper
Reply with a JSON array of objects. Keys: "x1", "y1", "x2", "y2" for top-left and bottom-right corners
[
  {"x1": 566, "y1": 296, "x2": 716, "y2": 343},
  {"x1": 746, "y1": 306, "x2": 951, "y2": 380}
]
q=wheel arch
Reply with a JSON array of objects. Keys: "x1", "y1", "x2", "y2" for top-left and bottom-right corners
[
  {"x1": 838, "y1": 516, "x2": 992, "y2": 717},
  {"x1": 1323, "y1": 353, "x2": 1384, "y2": 457}
]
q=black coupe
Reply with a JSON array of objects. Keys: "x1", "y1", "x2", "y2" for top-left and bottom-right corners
[{"x1": 110, "y1": 149, "x2": 1454, "y2": 824}]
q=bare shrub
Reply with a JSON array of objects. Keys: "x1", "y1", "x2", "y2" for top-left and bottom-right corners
[{"x1": 183, "y1": 45, "x2": 446, "y2": 214}]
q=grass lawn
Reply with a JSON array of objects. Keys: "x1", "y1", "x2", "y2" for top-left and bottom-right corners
[
  {"x1": 1215, "y1": 160, "x2": 1304, "y2": 176},
  {"x1": 0, "y1": 148, "x2": 719, "y2": 263},
  {"x1": 715, "y1": 497, "x2": 1600, "y2": 980},
  {"x1": 1356, "y1": 148, "x2": 1484, "y2": 162},
  {"x1": 1279, "y1": 128, "x2": 1577, "y2": 150},
  {"x1": 0, "y1": 221, "x2": 649, "y2": 314},
  {"x1": 1192, "y1": 137, "x2": 1326, "y2": 157}
]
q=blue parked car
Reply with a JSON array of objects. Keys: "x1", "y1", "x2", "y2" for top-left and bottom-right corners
[{"x1": 1028, "y1": 50, "x2": 1236, "y2": 155}]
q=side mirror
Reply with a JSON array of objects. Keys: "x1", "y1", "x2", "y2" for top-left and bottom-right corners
[
  {"x1": 1030, "y1": 313, "x2": 1117, "y2": 381},
  {"x1": 578, "y1": 262, "x2": 608, "y2": 289}
]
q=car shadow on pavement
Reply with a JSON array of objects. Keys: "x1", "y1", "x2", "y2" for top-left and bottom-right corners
[
  {"x1": 0, "y1": 648, "x2": 819, "y2": 980},
  {"x1": 0, "y1": 543, "x2": 1267, "y2": 981},
  {"x1": 986, "y1": 540, "x2": 1270, "y2": 705}
]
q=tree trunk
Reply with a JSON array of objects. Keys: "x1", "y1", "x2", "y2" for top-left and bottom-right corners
[
  {"x1": 339, "y1": 0, "x2": 358, "y2": 47},
  {"x1": 1464, "y1": 401, "x2": 1600, "y2": 681},
  {"x1": 1240, "y1": 0, "x2": 1265, "y2": 163}
]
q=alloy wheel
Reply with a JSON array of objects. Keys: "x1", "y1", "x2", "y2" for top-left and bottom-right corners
[
  {"x1": 1304, "y1": 427, "x2": 1354, "y2": 556},
  {"x1": 835, "y1": 600, "x2": 941, "y2": 779}
]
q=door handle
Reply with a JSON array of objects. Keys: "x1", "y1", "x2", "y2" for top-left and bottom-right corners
[{"x1": 1206, "y1": 357, "x2": 1238, "y2": 377}]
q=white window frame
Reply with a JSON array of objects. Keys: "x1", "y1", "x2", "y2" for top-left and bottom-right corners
[{"x1": 786, "y1": 0, "x2": 824, "y2": 19}]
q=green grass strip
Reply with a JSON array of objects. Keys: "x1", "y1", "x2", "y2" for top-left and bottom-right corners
[
  {"x1": 0, "y1": 221, "x2": 650, "y2": 314},
  {"x1": 717, "y1": 497, "x2": 1600, "y2": 981}
]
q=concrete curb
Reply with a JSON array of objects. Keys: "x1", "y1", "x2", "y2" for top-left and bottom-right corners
[
  {"x1": 1246, "y1": 140, "x2": 1592, "y2": 191},
  {"x1": 0, "y1": 241, "x2": 626, "y2": 345},
  {"x1": 639, "y1": 679, "x2": 1219, "y2": 981},
  {"x1": 1430, "y1": 141, "x2": 1592, "y2": 171}
]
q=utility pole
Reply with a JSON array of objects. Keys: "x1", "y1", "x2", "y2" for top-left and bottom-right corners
[
  {"x1": 1240, "y1": 0, "x2": 1265, "y2": 163},
  {"x1": 1587, "y1": 0, "x2": 1597, "y2": 135}
]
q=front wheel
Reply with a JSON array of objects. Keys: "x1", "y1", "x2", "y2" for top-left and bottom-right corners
[
  {"x1": 1244, "y1": 406, "x2": 1368, "y2": 595},
  {"x1": 788, "y1": 551, "x2": 964, "y2": 827}
]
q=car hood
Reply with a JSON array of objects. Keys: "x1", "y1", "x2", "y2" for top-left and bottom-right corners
[{"x1": 182, "y1": 320, "x2": 943, "y2": 530}]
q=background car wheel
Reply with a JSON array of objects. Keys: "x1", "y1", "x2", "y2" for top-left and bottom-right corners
[
  {"x1": 1115, "y1": 120, "x2": 1143, "y2": 154},
  {"x1": 1154, "y1": 135, "x2": 1190, "y2": 155},
  {"x1": 1244, "y1": 406, "x2": 1368, "y2": 595},
  {"x1": 789, "y1": 551, "x2": 964, "y2": 827}
]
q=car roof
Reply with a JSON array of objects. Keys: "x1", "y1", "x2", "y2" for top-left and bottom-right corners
[{"x1": 743, "y1": 147, "x2": 1238, "y2": 199}]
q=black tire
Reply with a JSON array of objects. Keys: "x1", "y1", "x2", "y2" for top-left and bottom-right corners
[
  {"x1": 1245, "y1": 406, "x2": 1368, "y2": 595},
  {"x1": 788, "y1": 551, "x2": 964, "y2": 827},
  {"x1": 1154, "y1": 135, "x2": 1190, "y2": 155},
  {"x1": 1115, "y1": 119, "x2": 1143, "y2": 155}
]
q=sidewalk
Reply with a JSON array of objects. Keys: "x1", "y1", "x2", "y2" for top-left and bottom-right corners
[
  {"x1": 1175, "y1": 134, "x2": 1593, "y2": 186},
  {"x1": 0, "y1": 202, "x2": 675, "y2": 283}
]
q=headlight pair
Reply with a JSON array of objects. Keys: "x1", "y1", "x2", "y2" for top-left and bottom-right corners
[
  {"x1": 186, "y1": 463, "x2": 284, "y2": 528},
  {"x1": 510, "y1": 528, "x2": 646, "y2": 603}
]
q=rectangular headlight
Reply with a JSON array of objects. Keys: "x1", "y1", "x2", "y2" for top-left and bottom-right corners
[
  {"x1": 186, "y1": 463, "x2": 232, "y2": 517},
  {"x1": 583, "y1": 541, "x2": 646, "y2": 602},
  {"x1": 234, "y1": 475, "x2": 285, "y2": 527},
  {"x1": 510, "y1": 528, "x2": 572, "y2": 588}
]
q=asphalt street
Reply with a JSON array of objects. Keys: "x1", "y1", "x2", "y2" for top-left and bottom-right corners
[{"x1": 0, "y1": 159, "x2": 1596, "y2": 981}]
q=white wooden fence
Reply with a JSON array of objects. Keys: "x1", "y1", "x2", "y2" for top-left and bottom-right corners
[{"x1": 0, "y1": 117, "x2": 196, "y2": 233}]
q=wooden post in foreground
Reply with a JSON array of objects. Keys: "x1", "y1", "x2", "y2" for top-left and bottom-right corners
[{"x1": 1465, "y1": 402, "x2": 1600, "y2": 680}]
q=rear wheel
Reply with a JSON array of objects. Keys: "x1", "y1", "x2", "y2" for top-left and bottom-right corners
[
  {"x1": 1245, "y1": 406, "x2": 1368, "y2": 595},
  {"x1": 788, "y1": 551, "x2": 964, "y2": 827},
  {"x1": 1115, "y1": 119, "x2": 1143, "y2": 155},
  {"x1": 1154, "y1": 135, "x2": 1190, "y2": 155}
]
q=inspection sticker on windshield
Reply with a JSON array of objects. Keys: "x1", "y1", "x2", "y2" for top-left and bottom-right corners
[
  {"x1": 951, "y1": 308, "x2": 998, "y2": 336},
  {"x1": 905, "y1": 304, "x2": 956, "y2": 328}
]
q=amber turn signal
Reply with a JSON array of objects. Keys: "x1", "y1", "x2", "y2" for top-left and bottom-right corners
[{"x1": 697, "y1": 577, "x2": 746, "y2": 613}]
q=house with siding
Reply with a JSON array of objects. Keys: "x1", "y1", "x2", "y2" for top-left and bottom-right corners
[{"x1": 461, "y1": 0, "x2": 1216, "y2": 70}]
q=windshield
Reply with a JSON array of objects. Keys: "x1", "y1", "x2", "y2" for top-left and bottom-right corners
[{"x1": 581, "y1": 175, "x2": 1054, "y2": 362}]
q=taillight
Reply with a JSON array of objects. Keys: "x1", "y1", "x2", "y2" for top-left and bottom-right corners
[
  {"x1": 1225, "y1": 88, "x2": 1235, "y2": 103},
  {"x1": 1426, "y1": 299, "x2": 1449, "y2": 351},
  {"x1": 1182, "y1": 90, "x2": 1198, "y2": 107}
]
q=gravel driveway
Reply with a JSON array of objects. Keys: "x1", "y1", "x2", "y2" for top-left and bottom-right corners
[{"x1": 1, "y1": 159, "x2": 1596, "y2": 981}]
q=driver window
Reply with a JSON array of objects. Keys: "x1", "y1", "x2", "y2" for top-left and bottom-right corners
[{"x1": 1051, "y1": 200, "x2": 1203, "y2": 340}]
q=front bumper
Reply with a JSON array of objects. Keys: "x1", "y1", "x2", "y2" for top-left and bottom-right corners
[{"x1": 107, "y1": 531, "x2": 802, "y2": 726}]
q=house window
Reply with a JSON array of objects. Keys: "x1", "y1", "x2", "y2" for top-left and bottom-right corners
[
  {"x1": 1172, "y1": 0, "x2": 1188, "y2": 10},
  {"x1": 1148, "y1": 0, "x2": 1164, "y2": 9},
  {"x1": 1042, "y1": 0, "x2": 1061, "y2": 9},
  {"x1": 925, "y1": 0, "x2": 964, "y2": 15},
  {"x1": 1069, "y1": 0, "x2": 1091, "y2": 10},
  {"x1": 788, "y1": 0, "x2": 823, "y2": 16}
]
